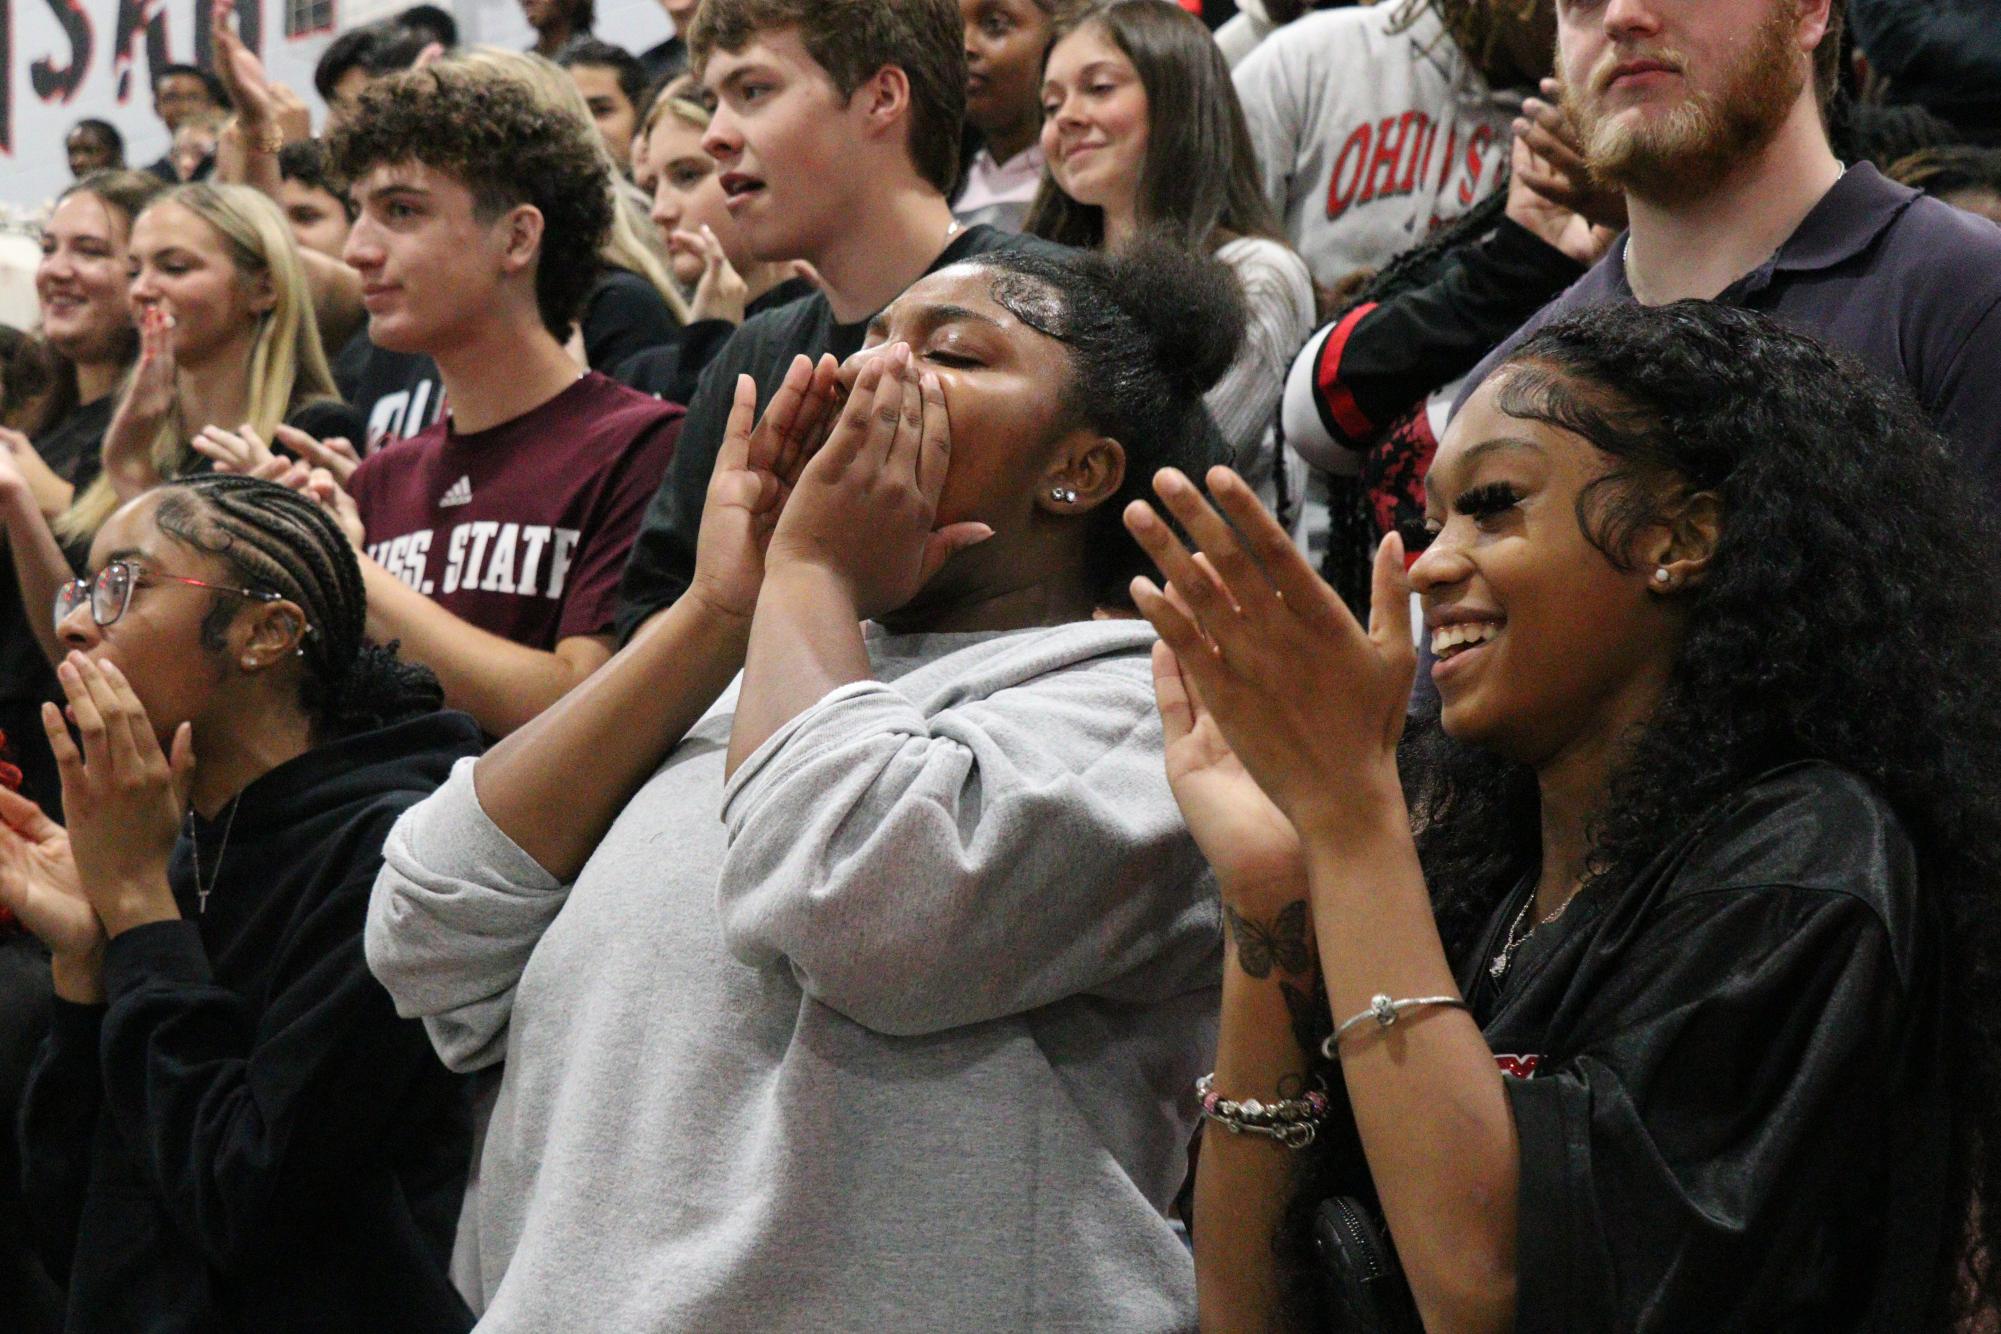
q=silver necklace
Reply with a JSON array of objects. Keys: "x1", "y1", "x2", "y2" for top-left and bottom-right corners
[
  {"x1": 187, "y1": 798, "x2": 242, "y2": 915},
  {"x1": 1488, "y1": 885, "x2": 1578, "y2": 981}
]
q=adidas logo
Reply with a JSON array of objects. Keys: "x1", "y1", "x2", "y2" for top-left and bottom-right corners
[{"x1": 438, "y1": 475, "x2": 474, "y2": 509}]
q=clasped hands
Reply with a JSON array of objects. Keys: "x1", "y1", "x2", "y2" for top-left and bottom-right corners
[{"x1": 0, "y1": 655, "x2": 194, "y2": 1000}]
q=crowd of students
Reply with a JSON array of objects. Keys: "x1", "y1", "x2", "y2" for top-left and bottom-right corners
[{"x1": 2, "y1": 0, "x2": 2001, "y2": 1329}]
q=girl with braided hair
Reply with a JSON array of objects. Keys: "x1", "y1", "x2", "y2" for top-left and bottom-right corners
[{"x1": 5, "y1": 475, "x2": 481, "y2": 1332}]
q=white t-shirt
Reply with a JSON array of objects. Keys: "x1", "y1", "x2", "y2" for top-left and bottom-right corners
[{"x1": 1234, "y1": 3, "x2": 1519, "y2": 287}]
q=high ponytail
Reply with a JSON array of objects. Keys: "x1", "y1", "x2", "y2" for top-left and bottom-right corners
[{"x1": 972, "y1": 235, "x2": 1246, "y2": 605}]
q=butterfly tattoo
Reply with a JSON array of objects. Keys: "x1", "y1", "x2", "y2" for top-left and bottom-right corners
[{"x1": 1225, "y1": 900, "x2": 1314, "y2": 979}]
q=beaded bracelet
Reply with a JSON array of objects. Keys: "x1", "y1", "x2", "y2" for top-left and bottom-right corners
[{"x1": 1195, "y1": 1072, "x2": 1332, "y2": 1149}]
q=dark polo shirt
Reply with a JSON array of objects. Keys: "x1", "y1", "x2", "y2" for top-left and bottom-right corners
[{"x1": 1459, "y1": 163, "x2": 2001, "y2": 493}]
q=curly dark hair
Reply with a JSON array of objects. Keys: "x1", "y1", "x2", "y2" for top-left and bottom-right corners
[
  {"x1": 966, "y1": 235, "x2": 1244, "y2": 606},
  {"x1": 1281, "y1": 301, "x2": 2001, "y2": 1322},
  {"x1": 324, "y1": 61, "x2": 614, "y2": 339},
  {"x1": 153, "y1": 475, "x2": 444, "y2": 738}
]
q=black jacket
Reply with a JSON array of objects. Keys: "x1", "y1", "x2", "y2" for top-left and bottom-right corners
[
  {"x1": 1318, "y1": 763, "x2": 1949, "y2": 1331},
  {"x1": 19, "y1": 710, "x2": 485, "y2": 1333}
]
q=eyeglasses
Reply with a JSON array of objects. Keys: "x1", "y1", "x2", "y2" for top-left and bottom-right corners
[{"x1": 54, "y1": 559, "x2": 283, "y2": 635}]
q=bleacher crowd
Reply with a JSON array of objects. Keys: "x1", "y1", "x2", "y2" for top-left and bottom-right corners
[{"x1": 2, "y1": 0, "x2": 2001, "y2": 1329}]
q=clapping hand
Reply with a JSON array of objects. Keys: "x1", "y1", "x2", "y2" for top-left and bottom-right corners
[
  {"x1": 1513, "y1": 78, "x2": 1628, "y2": 233},
  {"x1": 1152, "y1": 633, "x2": 1306, "y2": 912},
  {"x1": 0, "y1": 785, "x2": 94, "y2": 959},
  {"x1": 192, "y1": 422, "x2": 278, "y2": 474},
  {"x1": 688, "y1": 353, "x2": 841, "y2": 621},
  {"x1": 1124, "y1": 467, "x2": 1415, "y2": 839},
  {"x1": 102, "y1": 306, "x2": 178, "y2": 499}
]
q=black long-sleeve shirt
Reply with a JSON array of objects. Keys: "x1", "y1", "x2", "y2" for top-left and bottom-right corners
[{"x1": 19, "y1": 710, "x2": 484, "y2": 1333}]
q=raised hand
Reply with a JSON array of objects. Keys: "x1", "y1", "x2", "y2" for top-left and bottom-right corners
[
  {"x1": 1153, "y1": 636, "x2": 1305, "y2": 910},
  {"x1": 765, "y1": 344, "x2": 992, "y2": 621},
  {"x1": 192, "y1": 422, "x2": 278, "y2": 475},
  {"x1": 0, "y1": 786, "x2": 94, "y2": 961},
  {"x1": 1513, "y1": 79, "x2": 1628, "y2": 232},
  {"x1": 211, "y1": 0, "x2": 278, "y2": 134},
  {"x1": 44, "y1": 653, "x2": 195, "y2": 937},
  {"x1": 687, "y1": 353, "x2": 840, "y2": 621},
  {"x1": 1124, "y1": 467, "x2": 1416, "y2": 839},
  {"x1": 1506, "y1": 136, "x2": 1618, "y2": 268},
  {"x1": 102, "y1": 306, "x2": 178, "y2": 499},
  {"x1": 673, "y1": 225, "x2": 752, "y2": 326},
  {"x1": 273, "y1": 423, "x2": 360, "y2": 485}
]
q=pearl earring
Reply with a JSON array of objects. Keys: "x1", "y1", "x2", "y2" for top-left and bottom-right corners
[
  {"x1": 1652, "y1": 567, "x2": 1672, "y2": 586},
  {"x1": 1051, "y1": 486, "x2": 1078, "y2": 504}
]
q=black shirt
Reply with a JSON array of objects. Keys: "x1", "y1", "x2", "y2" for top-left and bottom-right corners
[
  {"x1": 342, "y1": 338, "x2": 446, "y2": 454},
  {"x1": 18, "y1": 710, "x2": 485, "y2": 1333},
  {"x1": 579, "y1": 267, "x2": 682, "y2": 375},
  {"x1": 612, "y1": 225, "x2": 1067, "y2": 639},
  {"x1": 1320, "y1": 763, "x2": 1949, "y2": 1330},
  {"x1": 612, "y1": 276, "x2": 817, "y2": 410}
]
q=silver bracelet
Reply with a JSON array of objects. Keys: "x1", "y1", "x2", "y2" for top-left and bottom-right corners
[{"x1": 1320, "y1": 993, "x2": 1468, "y2": 1059}]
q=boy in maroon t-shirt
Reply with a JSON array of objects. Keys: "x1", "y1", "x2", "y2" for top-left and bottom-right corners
[{"x1": 308, "y1": 61, "x2": 680, "y2": 736}]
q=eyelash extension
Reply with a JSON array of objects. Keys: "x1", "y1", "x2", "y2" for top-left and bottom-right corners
[{"x1": 1455, "y1": 481, "x2": 1524, "y2": 520}]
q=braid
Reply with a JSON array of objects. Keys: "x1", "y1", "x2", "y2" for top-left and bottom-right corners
[{"x1": 153, "y1": 476, "x2": 443, "y2": 734}]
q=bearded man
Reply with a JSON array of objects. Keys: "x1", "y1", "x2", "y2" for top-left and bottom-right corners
[{"x1": 1455, "y1": 0, "x2": 2001, "y2": 494}]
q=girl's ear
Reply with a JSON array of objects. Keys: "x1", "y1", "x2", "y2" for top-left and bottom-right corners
[
  {"x1": 236, "y1": 599, "x2": 308, "y2": 671},
  {"x1": 1647, "y1": 490, "x2": 1723, "y2": 592},
  {"x1": 248, "y1": 269, "x2": 277, "y2": 316},
  {"x1": 1037, "y1": 429, "x2": 1126, "y2": 514}
]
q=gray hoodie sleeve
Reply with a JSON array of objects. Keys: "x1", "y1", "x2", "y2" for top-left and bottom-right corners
[
  {"x1": 365, "y1": 757, "x2": 569, "y2": 1073},
  {"x1": 716, "y1": 662, "x2": 1217, "y2": 1039}
]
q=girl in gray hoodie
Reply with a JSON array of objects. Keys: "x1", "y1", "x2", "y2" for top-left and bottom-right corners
[{"x1": 365, "y1": 240, "x2": 1249, "y2": 1331}]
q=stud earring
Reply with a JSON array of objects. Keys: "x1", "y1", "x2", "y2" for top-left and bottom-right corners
[
  {"x1": 1652, "y1": 567, "x2": 1673, "y2": 586},
  {"x1": 1051, "y1": 486, "x2": 1078, "y2": 505}
]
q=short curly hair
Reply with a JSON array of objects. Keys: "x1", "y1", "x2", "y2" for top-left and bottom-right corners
[{"x1": 325, "y1": 61, "x2": 613, "y2": 338}]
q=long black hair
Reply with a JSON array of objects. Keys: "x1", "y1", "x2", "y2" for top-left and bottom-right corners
[
  {"x1": 152, "y1": 475, "x2": 443, "y2": 737},
  {"x1": 1334, "y1": 301, "x2": 2001, "y2": 1322}
]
